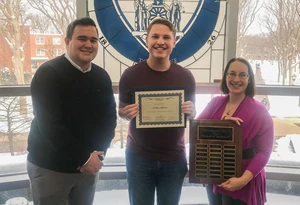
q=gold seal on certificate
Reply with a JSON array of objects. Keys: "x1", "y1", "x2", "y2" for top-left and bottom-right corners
[{"x1": 134, "y1": 89, "x2": 185, "y2": 128}]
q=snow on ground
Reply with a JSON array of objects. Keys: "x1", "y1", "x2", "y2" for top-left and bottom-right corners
[{"x1": 1, "y1": 141, "x2": 299, "y2": 176}]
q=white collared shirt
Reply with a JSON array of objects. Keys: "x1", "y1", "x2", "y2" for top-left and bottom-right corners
[{"x1": 64, "y1": 53, "x2": 92, "y2": 73}]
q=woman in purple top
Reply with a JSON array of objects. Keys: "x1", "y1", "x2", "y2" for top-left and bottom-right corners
[{"x1": 196, "y1": 58, "x2": 274, "y2": 205}]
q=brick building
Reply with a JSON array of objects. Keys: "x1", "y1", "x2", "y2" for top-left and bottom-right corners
[
  {"x1": 0, "y1": 26, "x2": 65, "y2": 75},
  {"x1": 30, "y1": 33, "x2": 66, "y2": 73}
]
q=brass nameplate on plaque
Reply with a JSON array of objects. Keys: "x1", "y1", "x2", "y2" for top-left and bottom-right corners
[{"x1": 189, "y1": 119, "x2": 242, "y2": 184}]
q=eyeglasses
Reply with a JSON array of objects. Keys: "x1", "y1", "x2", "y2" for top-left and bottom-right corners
[{"x1": 226, "y1": 72, "x2": 249, "y2": 79}]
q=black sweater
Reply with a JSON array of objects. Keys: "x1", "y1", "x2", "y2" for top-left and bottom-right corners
[{"x1": 27, "y1": 55, "x2": 117, "y2": 173}]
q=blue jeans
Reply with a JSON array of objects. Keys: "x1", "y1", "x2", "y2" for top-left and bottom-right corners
[{"x1": 126, "y1": 150, "x2": 188, "y2": 205}]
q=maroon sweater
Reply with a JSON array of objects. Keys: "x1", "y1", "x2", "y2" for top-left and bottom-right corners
[{"x1": 119, "y1": 61, "x2": 196, "y2": 161}]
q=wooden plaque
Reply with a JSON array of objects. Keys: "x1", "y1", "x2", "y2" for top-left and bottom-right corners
[{"x1": 189, "y1": 119, "x2": 243, "y2": 184}]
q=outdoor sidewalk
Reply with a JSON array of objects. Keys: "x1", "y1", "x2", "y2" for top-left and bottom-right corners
[{"x1": 93, "y1": 186, "x2": 300, "y2": 205}]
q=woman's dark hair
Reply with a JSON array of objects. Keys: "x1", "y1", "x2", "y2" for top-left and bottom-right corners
[{"x1": 220, "y1": 57, "x2": 256, "y2": 97}]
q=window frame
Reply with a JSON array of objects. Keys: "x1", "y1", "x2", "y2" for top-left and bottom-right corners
[
  {"x1": 35, "y1": 36, "x2": 45, "y2": 44},
  {"x1": 0, "y1": 84, "x2": 300, "y2": 191},
  {"x1": 52, "y1": 37, "x2": 61, "y2": 45},
  {"x1": 36, "y1": 48, "x2": 46, "y2": 56}
]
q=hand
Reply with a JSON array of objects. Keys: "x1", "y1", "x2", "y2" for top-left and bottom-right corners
[
  {"x1": 78, "y1": 151, "x2": 104, "y2": 175},
  {"x1": 218, "y1": 170, "x2": 253, "y2": 191},
  {"x1": 181, "y1": 101, "x2": 196, "y2": 119},
  {"x1": 121, "y1": 104, "x2": 139, "y2": 121},
  {"x1": 217, "y1": 177, "x2": 247, "y2": 191},
  {"x1": 223, "y1": 116, "x2": 243, "y2": 125}
]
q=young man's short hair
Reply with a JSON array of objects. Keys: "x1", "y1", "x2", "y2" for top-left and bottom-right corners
[{"x1": 147, "y1": 18, "x2": 176, "y2": 37}]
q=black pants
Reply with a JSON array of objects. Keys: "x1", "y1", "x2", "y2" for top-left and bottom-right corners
[{"x1": 206, "y1": 184, "x2": 247, "y2": 205}]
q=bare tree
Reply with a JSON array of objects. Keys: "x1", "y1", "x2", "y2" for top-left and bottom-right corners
[
  {"x1": 29, "y1": 13, "x2": 53, "y2": 34},
  {"x1": 238, "y1": 34, "x2": 274, "y2": 61},
  {"x1": 0, "y1": 97, "x2": 32, "y2": 156},
  {"x1": 0, "y1": 0, "x2": 29, "y2": 85},
  {"x1": 0, "y1": 68, "x2": 17, "y2": 85},
  {"x1": 0, "y1": 1, "x2": 33, "y2": 115},
  {"x1": 27, "y1": 0, "x2": 76, "y2": 35},
  {"x1": 260, "y1": 0, "x2": 300, "y2": 85},
  {"x1": 237, "y1": 0, "x2": 262, "y2": 57}
]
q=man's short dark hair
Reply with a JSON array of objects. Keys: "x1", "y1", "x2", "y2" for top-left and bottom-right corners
[
  {"x1": 220, "y1": 57, "x2": 256, "y2": 97},
  {"x1": 147, "y1": 18, "x2": 176, "y2": 37},
  {"x1": 66, "y1": 17, "x2": 98, "y2": 39}
]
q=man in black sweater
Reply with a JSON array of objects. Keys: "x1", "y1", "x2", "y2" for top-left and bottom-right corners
[{"x1": 27, "y1": 17, "x2": 117, "y2": 205}]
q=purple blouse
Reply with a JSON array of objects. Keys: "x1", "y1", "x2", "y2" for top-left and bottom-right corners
[{"x1": 196, "y1": 95, "x2": 274, "y2": 205}]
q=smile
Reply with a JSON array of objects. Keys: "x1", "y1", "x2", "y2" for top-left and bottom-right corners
[
  {"x1": 81, "y1": 50, "x2": 92, "y2": 53},
  {"x1": 154, "y1": 47, "x2": 167, "y2": 50},
  {"x1": 231, "y1": 83, "x2": 242, "y2": 87}
]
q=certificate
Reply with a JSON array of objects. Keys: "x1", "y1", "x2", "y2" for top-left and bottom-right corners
[{"x1": 134, "y1": 89, "x2": 185, "y2": 128}]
